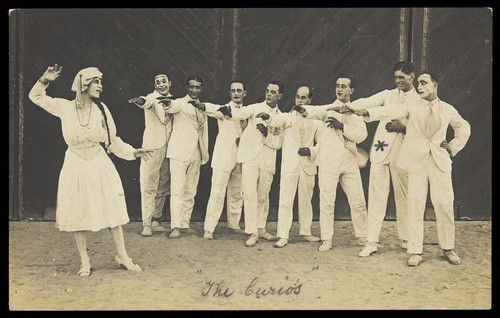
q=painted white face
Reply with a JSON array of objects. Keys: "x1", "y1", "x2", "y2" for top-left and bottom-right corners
[
  {"x1": 295, "y1": 87, "x2": 312, "y2": 106},
  {"x1": 335, "y1": 78, "x2": 353, "y2": 103},
  {"x1": 394, "y1": 70, "x2": 414, "y2": 92},
  {"x1": 417, "y1": 74, "x2": 438, "y2": 101},
  {"x1": 154, "y1": 74, "x2": 171, "y2": 96},
  {"x1": 265, "y1": 84, "x2": 282, "y2": 107},
  {"x1": 230, "y1": 82, "x2": 246, "y2": 104},
  {"x1": 86, "y1": 77, "x2": 103, "y2": 98}
]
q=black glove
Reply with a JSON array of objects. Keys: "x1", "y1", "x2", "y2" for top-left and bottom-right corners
[
  {"x1": 256, "y1": 123, "x2": 268, "y2": 137},
  {"x1": 385, "y1": 119, "x2": 406, "y2": 134},
  {"x1": 326, "y1": 117, "x2": 343, "y2": 130},
  {"x1": 188, "y1": 100, "x2": 206, "y2": 111},
  {"x1": 255, "y1": 112, "x2": 270, "y2": 120},
  {"x1": 218, "y1": 105, "x2": 232, "y2": 118},
  {"x1": 292, "y1": 105, "x2": 306, "y2": 114},
  {"x1": 235, "y1": 137, "x2": 240, "y2": 147},
  {"x1": 156, "y1": 96, "x2": 173, "y2": 107},
  {"x1": 128, "y1": 97, "x2": 146, "y2": 106},
  {"x1": 298, "y1": 147, "x2": 311, "y2": 157}
]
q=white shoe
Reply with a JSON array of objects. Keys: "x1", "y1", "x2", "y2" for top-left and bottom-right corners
[
  {"x1": 141, "y1": 226, "x2": 152, "y2": 237},
  {"x1": 169, "y1": 228, "x2": 181, "y2": 239},
  {"x1": 273, "y1": 238, "x2": 288, "y2": 248},
  {"x1": 317, "y1": 240, "x2": 333, "y2": 252},
  {"x1": 114, "y1": 255, "x2": 143, "y2": 271},
  {"x1": 245, "y1": 233, "x2": 259, "y2": 247},
  {"x1": 151, "y1": 221, "x2": 166, "y2": 232},
  {"x1": 203, "y1": 230, "x2": 214, "y2": 240},
  {"x1": 407, "y1": 254, "x2": 423, "y2": 267},
  {"x1": 358, "y1": 242, "x2": 378, "y2": 257},
  {"x1": 356, "y1": 237, "x2": 367, "y2": 246},
  {"x1": 258, "y1": 230, "x2": 278, "y2": 241}
]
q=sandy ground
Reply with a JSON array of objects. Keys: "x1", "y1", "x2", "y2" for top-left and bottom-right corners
[{"x1": 8, "y1": 220, "x2": 491, "y2": 310}]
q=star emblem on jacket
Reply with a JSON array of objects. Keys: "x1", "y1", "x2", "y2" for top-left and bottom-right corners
[{"x1": 374, "y1": 140, "x2": 389, "y2": 152}]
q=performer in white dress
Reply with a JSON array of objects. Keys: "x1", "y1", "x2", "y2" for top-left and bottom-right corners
[{"x1": 28, "y1": 65, "x2": 152, "y2": 277}]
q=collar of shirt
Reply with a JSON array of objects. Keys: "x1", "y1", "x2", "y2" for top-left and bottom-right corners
[
  {"x1": 183, "y1": 94, "x2": 198, "y2": 102},
  {"x1": 229, "y1": 100, "x2": 243, "y2": 109},
  {"x1": 264, "y1": 102, "x2": 279, "y2": 113},
  {"x1": 421, "y1": 97, "x2": 440, "y2": 107}
]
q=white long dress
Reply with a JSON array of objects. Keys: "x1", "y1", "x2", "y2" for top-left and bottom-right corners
[{"x1": 28, "y1": 81, "x2": 136, "y2": 232}]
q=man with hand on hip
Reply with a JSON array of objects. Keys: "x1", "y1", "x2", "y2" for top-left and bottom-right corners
[{"x1": 350, "y1": 72, "x2": 470, "y2": 266}]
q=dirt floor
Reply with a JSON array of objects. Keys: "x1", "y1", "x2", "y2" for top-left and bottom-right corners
[{"x1": 8, "y1": 220, "x2": 491, "y2": 310}]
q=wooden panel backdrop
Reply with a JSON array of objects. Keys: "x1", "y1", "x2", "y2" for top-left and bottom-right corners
[{"x1": 9, "y1": 8, "x2": 491, "y2": 221}]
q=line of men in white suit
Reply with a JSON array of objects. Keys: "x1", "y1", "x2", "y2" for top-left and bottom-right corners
[{"x1": 130, "y1": 60, "x2": 470, "y2": 267}]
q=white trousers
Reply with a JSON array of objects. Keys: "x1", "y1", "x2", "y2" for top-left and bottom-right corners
[
  {"x1": 169, "y1": 147, "x2": 201, "y2": 229},
  {"x1": 366, "y1": 155, "x2": 409, "y2": 243},
  {"x1": 276, "y1": 165, "x2": 315, "y2": 239},
  {"x1": 241, "y1": 154, "x2": 274, "y2": 234},
  {"x1": 204, "y1": 163, "x2": 243, "y2": 232},
  {"x1": 139, "y1": 143, "x2": 170, "y2": 227},
  {"x1": 407, "y1": 153, "x2": 455, "y2": 254},
  {"x1": 318, "y1": 150, "x2": 368, "y2": 240}
]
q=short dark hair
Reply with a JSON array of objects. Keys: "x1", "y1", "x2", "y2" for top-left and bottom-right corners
[
  {"x1": 421, "y1": 72, "x2": 439, "y2": 84},
  {"x1": 230, "y1": 80, "x2": 246, "y2": 91},
  {"x1": 267, "y1": 80, "x2": 285, "y2": 95},
  {"x1": 186, "y1": 75, "x2": 204, "y2": 86},
  {"x1": 296, "y1": 86, "x2": 313, "y2": 99},
  {"x1": 393, "y1": 61, "x2": 415, "y2": 75},
  {"x1": 154, "y1": 73, "x2": 172, "y2": 82},
  {"x1": 337, "y1": 74, "x2": 355, "y2": 89}
]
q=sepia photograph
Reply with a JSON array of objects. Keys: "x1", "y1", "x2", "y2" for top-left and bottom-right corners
[{"x1": 8, "y1": 7, "x2": 492, "y2": 310}]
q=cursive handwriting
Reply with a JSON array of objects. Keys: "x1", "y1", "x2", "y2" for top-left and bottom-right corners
[
  {"x1": 201, "y1": 277, "x2": 303, "y2": 298},
  {"x1": 202, "y1": 280, "x2": 235, "y2": 298},
  {"x1": 244, "y1": 277, "x2": 302, "y2": 298}
]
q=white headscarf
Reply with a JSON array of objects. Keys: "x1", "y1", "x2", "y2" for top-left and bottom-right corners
[{"x1": 71, "y1": 67, "x2": 103, "y2": 108}]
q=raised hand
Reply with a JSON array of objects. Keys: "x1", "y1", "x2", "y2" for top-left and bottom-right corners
[
  {"x1": 297, "y1": 147, "x2": 311, "y2": 157},
  {"x1": 326, "y1": 117, "x2": 343, "y2": 130},
  {"x1": 256, "y1": 123, "x2": 268, "y2": 137},
  {"x1": 188, "y1": 100, "x2": 206, "y2": 111},
  {"x1": 134, "y1": 148, "x2": 154, "y2": 161},
  {"x1": 127, "y1": 97, "x2": 147, "y2": 106},
  {"x1": 218, "y1": 105, "x2": 232, "y2": 118},
  {"x1": 255, "y1": 112, "x2": 270, "y2": 120},
  {"x1": 385, "y1": 119, "x2": 406, "y2": 134},
  {"x1": 41, "y1": 64, "x2": 62, "y2": 82}
]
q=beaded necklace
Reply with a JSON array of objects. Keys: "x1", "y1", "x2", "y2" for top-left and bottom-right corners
[{"x1": 76, "y1": 101, "x2": 93, "y2": 128}]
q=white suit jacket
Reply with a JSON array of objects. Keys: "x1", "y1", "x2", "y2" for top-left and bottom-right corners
[
  {"x1": 229, "y1": 101, "x2": 284, "y2": 174},
  {"x1": 303, "y1": 100, "x2": 367, "y2": 172},
  {"x1": 367, "y1": 98, "x2": 471, "y2": 173},
  {"x1": 164, "y1": 95, "x2": 209, "y2": 165},
  {"x1": 350, "y1": 88, "x2": 420, "y2": 164},
  {"x1": 139, "y1": 90, "x2": 173, "y2": 149},
  {"x1": 203, "y1": 101, "x2": 246, "y2": 172},
  {"x1": 265, "y1": 111, "x2": 322, "y2": 176}
]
